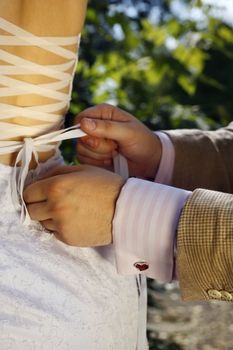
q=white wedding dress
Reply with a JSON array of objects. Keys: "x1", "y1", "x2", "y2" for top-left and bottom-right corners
[
  {"x1": 0, "y1": 18, "x2": 147, "y2": 349},
  {"x1": 0, "y1": 155, "x2": 139, "y2": 349}
]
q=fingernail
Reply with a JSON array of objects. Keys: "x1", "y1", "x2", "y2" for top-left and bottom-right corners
[{"x1": 84, "y1": 118, "x2": 96, "y2": 131}]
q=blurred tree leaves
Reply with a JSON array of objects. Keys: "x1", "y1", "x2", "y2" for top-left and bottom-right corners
[{"x1": 69, "y1": 0, "x2": 233, "y2": 131}]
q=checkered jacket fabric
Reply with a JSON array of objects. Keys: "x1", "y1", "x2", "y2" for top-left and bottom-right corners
[{"x1": 166, "y1": 122, "x2": 233, "y2": 300}]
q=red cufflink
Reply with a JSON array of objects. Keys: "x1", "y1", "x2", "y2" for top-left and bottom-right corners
[{"x1": 134, "y1": 261, "x2": 149, "y2": 271}]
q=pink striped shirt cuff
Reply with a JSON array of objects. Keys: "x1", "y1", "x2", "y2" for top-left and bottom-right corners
[
  {"x1": 112, "y1": 131, "x2": 191, "y2": 282},
  {"x1": 113, "y1": 178, "x2": 191, "y2": 282},
  {"x1": 155, "y1": 131, "x2": 175, "y2": 185}
]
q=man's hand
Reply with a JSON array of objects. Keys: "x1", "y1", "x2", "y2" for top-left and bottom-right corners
[
  {"x1": 23, "y1": 165, "x2": 124, "y2": 247},
  {"x1": 76, "y1": 104, "x2": 162, "y2": 180}
]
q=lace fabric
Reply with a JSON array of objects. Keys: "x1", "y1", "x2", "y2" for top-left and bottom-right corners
[{"x1": 0, "y1": 156, "x2": 139, "y2": 349}]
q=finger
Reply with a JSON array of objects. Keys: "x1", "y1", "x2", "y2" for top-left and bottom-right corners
[
  {"x1": 77, "y1": 142, "x2": 115, "y2": 161},
  {"x1": 78, "y1": 154, "x2": 113, "y2": 170},
  {"x1": 79, "y1": 136, "x2": 117, "y2": 153},
  {"x1": 40, "y1": 219, "x2": 56, "y2": 232},
  {"x1": 75, "y1": 104, "x2": 117, "y2": 124},
  {"x1": 75, "y1": 104, "x2": 132, "y2": 123},
  {"x1": 24, "y1": 179, "x2": 49, "y2": 203},
  {"x1": 27, "y1": 201, "x2": 51, "y2": 221},
  {"x1": 79, "y1": 117, "x2": 135, "y2": 144}
]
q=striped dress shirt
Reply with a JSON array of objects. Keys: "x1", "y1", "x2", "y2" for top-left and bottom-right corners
[{"x1": 112, "y1": 132, "x2": 191, "y2": 282}]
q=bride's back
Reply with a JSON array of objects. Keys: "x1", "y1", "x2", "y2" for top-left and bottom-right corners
[{"x1": 0, "y1": 0, "x2": 87, "y2": 166}]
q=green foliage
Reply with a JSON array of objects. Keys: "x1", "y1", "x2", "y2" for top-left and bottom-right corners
[{"x1": 69, "y1": 0, "x2": 233, "y2": 135}]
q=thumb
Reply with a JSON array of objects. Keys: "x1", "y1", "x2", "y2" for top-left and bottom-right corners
[{"x1": 80, "y1": 118, "x2": 133, "y2": 144}]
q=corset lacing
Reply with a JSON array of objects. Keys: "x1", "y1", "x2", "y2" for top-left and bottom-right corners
[{"x1": 0, "y1": 17, "x2": 86, "y2": 224}]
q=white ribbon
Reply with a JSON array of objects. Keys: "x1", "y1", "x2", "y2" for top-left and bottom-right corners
[
  {"x1": 6, "y1": 125, "x2": 85, "y2": 225},
  {"x1": 0, "y1": 17, "x2": 82, "y2": 224},
  {"x1": 0, "y1": 17, "x2": 80, "y2": 141}
]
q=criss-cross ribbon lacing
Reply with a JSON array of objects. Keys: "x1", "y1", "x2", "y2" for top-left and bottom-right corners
[
  {"x1": 0, "y1": 125, "x2": 86, "y2": 224},
  {"x1": 0, "y1": 17, "x2": 80, "y2": 135},
  {"x1": 0, "y1": 17, "x2": 85, "y2": 223},
  {"x1": 0, "y1": 17, "x2": 129, "y2": 225}
]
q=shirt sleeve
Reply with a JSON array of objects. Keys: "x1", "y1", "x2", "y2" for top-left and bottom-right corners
[
  {"x1": 154, "y1": 131, "x2": 175, "y2": 185},
  {"x1": 112, "y1": 178, "x2": 191, "y2": 282},
  {"x1": 112, "y1": 131, "x2": 191, "y2": 282}
]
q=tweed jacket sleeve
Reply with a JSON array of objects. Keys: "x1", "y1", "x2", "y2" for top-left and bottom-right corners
[{"x1": 165, "y1": 122, "x2": 233, "y2": 301}]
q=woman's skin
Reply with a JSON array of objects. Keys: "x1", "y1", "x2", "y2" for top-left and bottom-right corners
[{"x1": 0, "y1": 0, "x2": 87, "y2": 166}]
